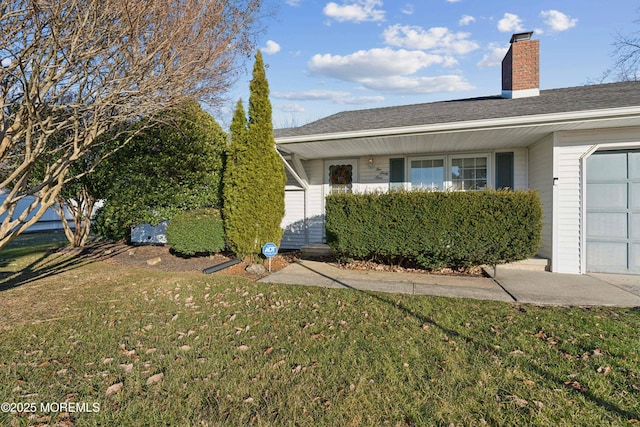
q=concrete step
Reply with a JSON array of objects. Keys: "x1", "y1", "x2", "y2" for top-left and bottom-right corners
[
  {"x1": 499, "y1": 256, "x2": 550, "y2": 272},
  {"x1": 301, "y1": 243, "x2": 333, "y2": 259}
]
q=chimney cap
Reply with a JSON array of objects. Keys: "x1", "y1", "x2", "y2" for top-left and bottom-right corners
[{"x1": 510, "y1": 31, "x2": 534, "y2": 43}]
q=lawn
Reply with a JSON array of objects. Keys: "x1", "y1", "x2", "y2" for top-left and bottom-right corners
[{"x1": 0, "y1": 234, "x2": 639, "y2": 426}]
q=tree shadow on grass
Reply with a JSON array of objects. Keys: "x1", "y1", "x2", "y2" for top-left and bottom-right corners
[
  {"x1": 296, "y1": 261, "x2": 640, "y2": 422},
  {"x1": 0, "y1": 242, "x2": 128, "y2": 292}
]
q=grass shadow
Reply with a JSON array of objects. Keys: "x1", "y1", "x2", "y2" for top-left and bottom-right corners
[
  {"x1": 296, "y1": 260, "x2": 640, "y2": 421},
  {"x1": 0, "y1": 242, "x2": 128, "y2": 292}
]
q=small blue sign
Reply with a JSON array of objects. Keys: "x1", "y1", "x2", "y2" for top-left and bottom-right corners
[{"x1": 262, "y1": 242, "x2": 278, "y2": 258}]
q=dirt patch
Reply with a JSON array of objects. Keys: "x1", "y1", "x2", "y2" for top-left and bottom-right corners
[
  {"x1": 60, "y1": 242, "x2": 299, "y2": 280},
  {"x1": 334, "y1": 259, "x2": 486, "y2": 277},
  {"x1": 57, "y1": 241, "x2": 483, "y2": 280}
]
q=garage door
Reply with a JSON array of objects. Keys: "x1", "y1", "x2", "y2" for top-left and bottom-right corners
[{"x1": 586, "y1": 150, "x2": 640, "y2": 274}]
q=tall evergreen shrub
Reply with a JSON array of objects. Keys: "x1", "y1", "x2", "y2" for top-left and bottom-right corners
[{"x1": 222, "y1": 51, "x2": 286, "y2": 259}]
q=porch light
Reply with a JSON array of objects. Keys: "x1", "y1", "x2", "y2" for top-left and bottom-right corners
[{"x1": 368, "y1": 157, "x2": 375, "y2": 168}]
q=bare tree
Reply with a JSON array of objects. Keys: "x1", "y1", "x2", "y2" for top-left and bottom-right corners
[
  {"x1": 597, "y1": 15, "x2": 640, "y2": 83},
  {"x1": 0, "y1": 0, "x2": 266, "y2": 249}
]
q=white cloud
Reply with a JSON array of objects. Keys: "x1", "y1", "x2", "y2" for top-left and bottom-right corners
[
  {"x1": 309, "y1": 48, "x2": 446, "y2": 81},
  {"x1": 273, "y1": 90, "x2": 384, "y2": 105},
  {"x1": 279, "y1": 103, "x2": 305, "y2": 113},
  {"x1": 401, "y1": 3, "x2": 414, "y2": 15},
  {"x1": 359, "y1": 75, "x2": 473, "y2": 94},
  {"x1": 446, "y1": 0, "x2": 461, "y2": 3},
  {"x1": 1, "y1": 58, "x2": 12, "y2": 67},
  {"x1": 323, "y1": 0, "x2": 385, "y2": 23},
  {"x1": 307, "y1": 48, "x2": 472, "y2": 95},
  {"x1": 273, "y1": 89, "x2": 352, "y2": 101},
  {"x1": 285, "y1": 0, "x2": 302, "y2": 5},
  {"x1": 459, "y1": 15, "x2": 475, "y2": 26},
  {"x1": 497, "y1": 13, "x2": 524, "y2": 33},
  {"x1": 382, "y1": 24, "x2": 479, "y2": 55},
  {"x1": 339, "y1": 95, "x2": 385, "y2": 105},
  {"x1": 540, "y1": 10, "x2": 577, "y2": 32},
  {"x1": 262, "y1": 40, "x2": 281, "y2": 55},
  {"x1": 477, "y1": 43, "x2": 509, "y2": 68}
]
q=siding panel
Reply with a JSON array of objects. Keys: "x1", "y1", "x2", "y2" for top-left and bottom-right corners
[
  {"x1": 527, "y1": 136, "x2": 553, "y2": 260},
  {"x1": 303, "y1": 159, "x2": 325, "y2": 243}
]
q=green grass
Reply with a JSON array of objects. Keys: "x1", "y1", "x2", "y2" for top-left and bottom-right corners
[{"x1": 0, "y1": 234, "x2": 639, "y2": 426}]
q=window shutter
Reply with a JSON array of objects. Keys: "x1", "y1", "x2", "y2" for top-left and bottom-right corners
[
  {"x1": 495, "y1": 152, "x2": 514, "y2": 189},
  {"x1": 389, "y1": 158, "x2": 404, "y2": 189}
]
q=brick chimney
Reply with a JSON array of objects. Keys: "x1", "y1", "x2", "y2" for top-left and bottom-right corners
[{"x1": 502, "y1": 32, "x2": 539, "y2": 99}]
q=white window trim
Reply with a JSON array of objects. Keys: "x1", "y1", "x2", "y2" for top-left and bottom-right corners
[
  {"x1": 405, "y1": 153, "x2": 492, "y2": 191},
  {"x1": 408, "y1": 155, "x2": 446, "y2": 190},
  {"x1": 449, "y1": 153, "x2": 492, "y2": 191}
]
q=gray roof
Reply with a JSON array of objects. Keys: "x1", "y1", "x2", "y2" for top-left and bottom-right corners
[{"x1": 274, "y1": 81, "x2": 640, "y2": 138}]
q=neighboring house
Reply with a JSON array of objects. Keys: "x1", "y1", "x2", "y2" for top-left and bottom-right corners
[
  {"x1": 275, "y1": 32, "x2": 640, "y2": 275},
  {"x1": 0, "y1": 192, "x2": 73, "y2": 233}
]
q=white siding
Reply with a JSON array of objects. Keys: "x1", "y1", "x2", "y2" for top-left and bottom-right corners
[
  {"x1": 281, "y1": 189, "x2": 306, "y2": 249},
  {"x1": 303, "y1": 159, "x2": 325, "y2": 244},
  {"x1": 528, "y1": 136, "x2": 553, "y2": 260},
  {"x1": 358, "y1": 155, "x2": 392, "y2": 192},
  {"x1": 553, "y1": 142, "x2": 588, "y2": 273},
  {"x1": 512, "y1": 148, "x2": 528, "y2": 189}
]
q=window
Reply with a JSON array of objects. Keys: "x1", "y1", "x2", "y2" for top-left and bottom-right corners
[
  {"x1": 450, "y1": 155, "x2": 488, "y2": 190},
  {"x1": 410, "y1": 157, "x2": 445, "y2": 190}
]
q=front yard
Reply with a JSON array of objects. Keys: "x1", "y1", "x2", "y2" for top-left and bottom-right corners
[{"x1": 0, "y1": 234, "x2": 639, "y2": 426}]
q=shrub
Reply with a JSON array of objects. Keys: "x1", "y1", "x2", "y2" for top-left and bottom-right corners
[
  {"x1": 166, "y1": 208, "x2": 225, "y2": 256},
  {"x1": 92, "y1": 202, "x2": 135, "y2": 242},
  {"x1": 94, "y1": 99, "x2": 227, "y2": 240},
  {"x1": 325, "y1": 190, "x2": 542, "y2": 270}
]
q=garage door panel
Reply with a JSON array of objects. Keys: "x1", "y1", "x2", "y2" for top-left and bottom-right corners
[
  {"x1": 632, "y1": 214, "x2": 640, "y2": 239},
  {"x1": 587, "y1": 241, "x2": 628, "y2": 270},
  {"x1": 630, "y1": 153, "x2": 640, "y2": 179},
  {"x1": 587, "y1": 183, "x2": 627, "y2": 209},
  {"x1": 587, "y1": 152, "x2": 627, "y2": 181},
  {"x1": 587, "y1": 212, "x2": 627, "y2": 238},
  {"x1": 631, "y1": 182, "x2": 640, "y2": 209},
  {"x1": 632, "y1": 244, "x2": 640, "y2": 271}
]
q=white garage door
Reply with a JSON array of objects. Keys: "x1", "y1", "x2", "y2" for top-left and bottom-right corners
[{"x1": 586, "y1": 151, "x2": 640, "y2": 274}]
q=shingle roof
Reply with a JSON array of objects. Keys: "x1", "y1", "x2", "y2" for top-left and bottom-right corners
[{"x1": 274, "y1": 81, "x2": 640, "y2": 138}]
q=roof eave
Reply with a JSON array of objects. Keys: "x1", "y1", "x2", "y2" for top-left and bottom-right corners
[{"x1": 275, "y1": 106, "x2": 640, "y2": 145}]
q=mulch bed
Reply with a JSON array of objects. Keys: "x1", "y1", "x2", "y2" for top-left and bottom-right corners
[
  {"x1": 59, "y1": 241, "x2": 299, "y2": 280},
  {"x1": 58, "y1": 241, "x2": 484, "y2": 279}
]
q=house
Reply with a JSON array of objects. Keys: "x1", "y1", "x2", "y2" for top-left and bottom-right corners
[
  {"x1": 275, "y1": 32, "x2": 640, "y2": 275},
  {"x1": 0, "y1": 191, "x2": 73, "y2": 233}
]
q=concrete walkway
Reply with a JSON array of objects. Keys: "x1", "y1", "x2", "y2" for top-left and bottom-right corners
[{"x1": 258, "y1": 260, "x2": 640, "y2": 307}]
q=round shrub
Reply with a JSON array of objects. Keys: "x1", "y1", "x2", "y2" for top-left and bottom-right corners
[{"x1": 166, "y1": 208, "x2": 225, "y2": 256}]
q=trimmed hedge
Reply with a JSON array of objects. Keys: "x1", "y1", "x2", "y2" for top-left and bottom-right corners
[
  {"x1": 166, "y1": 208, "x2": 225, "y2": 256},
  {"x1": 325, "y1": 190, "x2": 542, "y2": 270}
]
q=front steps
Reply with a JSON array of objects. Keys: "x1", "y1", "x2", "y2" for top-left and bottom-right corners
[{"x1": 300, "y1": 243, "x2": 333, "y2": 259}]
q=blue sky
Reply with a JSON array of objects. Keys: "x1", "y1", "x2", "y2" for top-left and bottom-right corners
[{"x1": 218, "y1": 0, "x2": 639, "y2": 129}]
